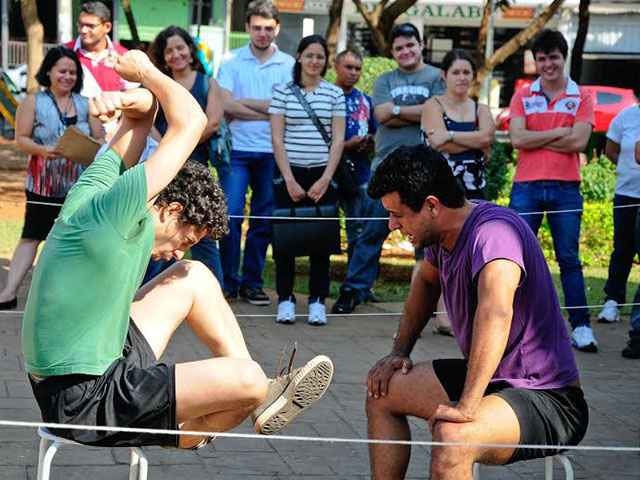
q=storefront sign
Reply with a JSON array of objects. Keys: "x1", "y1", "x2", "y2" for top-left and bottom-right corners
[
  {"x1": 275, "y1": 0, "x2": 304, "y2": 13},
  {"x1": 362, "y1": 3, "x2": 483, "y2": 19},
  {"x1": 503, "y1": 7, "x2": 535, "y2": 19}
]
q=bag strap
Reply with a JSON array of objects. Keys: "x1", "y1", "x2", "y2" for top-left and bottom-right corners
[{"x1": 287, "y1": 81, "x2": 331, "y2": 146}]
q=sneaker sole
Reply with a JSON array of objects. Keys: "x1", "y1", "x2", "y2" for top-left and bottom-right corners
[
  {"x1": 242, "y1": 297, "x2": 271, "y2": 306},
  {"x1": 276, "y1": 318, "x2": 295, "y2": 325},
  {"x1": 597, "y1": 317, "x2": 620, "y2": 323},
  {"x1": 254, "y1": 355, "x2": 334, "y2": 435},
  {"x1": 572, "y1": 342, "x2": 598, "y2": 353}
]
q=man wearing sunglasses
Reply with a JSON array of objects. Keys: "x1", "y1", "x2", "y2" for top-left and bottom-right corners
[{"x1": 65, "y1": 1, "x2": 136, "y2": 97}]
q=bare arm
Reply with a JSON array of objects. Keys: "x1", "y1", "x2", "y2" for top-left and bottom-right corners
[
  {"x1": 199, "y1": 77, "x2": 223, "y2": 143},
  {"x1": 220, "y1": 88, "x2": 269, "y2": 121},
  {"x1": 421, "y1": 98, "x2": 468, "y2": 154},
  {"x1": 88, "y1": 114, "x2": 105, "y2": 143},
  {"x1": 545, "y1": 122, "x2": 592, "y2": 153},
  {"x1": 270, "y1": 113, "x2": 305, "y2": 202},
  {"x1": 308, "y1": 115, "x2": 345, "y2": 203},
  {"x1": 366, "y1": 259, "x2": 440, "y2": 398},
  {"x1": 375, "y1": 102, "x2": 421, "y2": 128},
  {"x1": 636, "y1": 141, "x2": 640, "y2": 164},
  {"x1": 604, "y1": 139, "x2": 620, "y2": 165},
  {"x1": 238, "y1": 98, "x2": 271, "y2": 115},
  {"x1": 447, "y1": 104, "x2": 495, "y2": 151},
  {"x1": 509, "y1": 117, "x2": 569, "y2": 150},
  {"x1": 15, "y1": 94, "x2": 61, "y2": 158}
]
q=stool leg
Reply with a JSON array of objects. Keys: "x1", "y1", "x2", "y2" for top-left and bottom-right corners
[
  {"x1": 37, "y1": 439, "x2": 60, "y2": 480},
  {"x1": 545, "y1": 455, "x2": 554, "y2": 480},
  {"x1": 129, "y1": 449, "x2": 139, "y2": 480},
  {"x1": 132, "y1": 447, "x2": 148, "y2": 480},
  {"x1": 472, "y1": 462, "x2": 481, "y2": 480},
  {"x1": 555, "y1": 454, "x2": 574, "y2": 480}
]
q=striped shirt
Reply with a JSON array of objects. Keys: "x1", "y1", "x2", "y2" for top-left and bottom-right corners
[{"x1": 269, "y1": 80, "x2": 346, "y2": 167}]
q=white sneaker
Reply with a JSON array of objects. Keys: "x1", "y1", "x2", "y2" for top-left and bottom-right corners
[
  {"x1": 308, "y1": 302, "x2": 327, "y2": 326},
  {"x1": 276, "y1": 300, "x2": 296, "y2": 324},
  {"x1": 571, "y1": 325, "x2": 598, "y2": 352},
  {"x1": 597, "y1": 299, "x2": 620, "y2": 323}
]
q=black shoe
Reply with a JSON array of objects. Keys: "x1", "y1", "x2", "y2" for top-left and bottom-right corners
[
  {"x1": 0, "y1": 297, "x2": 17, "y2": 310},
  {"x1": 365, "y1": 291, "x2": 381, "y2": 303},
  {"x1": 622, "y1": 330, "x2": 640, "y2": 359},
  {"x1": 224, "y1": 289, "x2": 238, "y2": 301},
  {"x1": 240, "y1": 287, "x2": 270, "y2": 306},
  {"x1": 331, "y1": 290, "x2": 360, "y2": 314}
]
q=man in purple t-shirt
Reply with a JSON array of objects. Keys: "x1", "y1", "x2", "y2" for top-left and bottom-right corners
[{"x1": 364, "y1": 144, "x2": 588, "y2": 479}]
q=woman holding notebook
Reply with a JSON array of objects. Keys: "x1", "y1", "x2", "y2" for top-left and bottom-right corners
[{"x1": 0, "y1": 46, "x2": 103, "y2": 310}]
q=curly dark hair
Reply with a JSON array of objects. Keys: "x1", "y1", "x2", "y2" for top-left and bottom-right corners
[
  {"x1": 368, "y1": 144, "x2": 465, "y2": 212},
  {"x1": 154, "y1": 161, "x2": 229, "y2": 239},
  {"x1": 35, "y1": 46, "x2": 84, "y2": 93},
  {"x1": 149, "y1": 25, "x2": 203, "y2": 76}
]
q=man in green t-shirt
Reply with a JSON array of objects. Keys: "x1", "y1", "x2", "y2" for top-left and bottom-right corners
[{"x1": 22, "y1": 50, "x2": 333, "y2": 449}]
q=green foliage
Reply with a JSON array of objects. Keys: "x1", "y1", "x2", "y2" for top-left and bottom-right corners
[
  {"x1": 581, "y1": 154, "x2": 616, "y2": 203},
  {"x1": 325, "y1": 57, "x2": 396, "y2": 97},
  {"x1": 484, "y1": 142, "x2": 509, "y2": 201}
]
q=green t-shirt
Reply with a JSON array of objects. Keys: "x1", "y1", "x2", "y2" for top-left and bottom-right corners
[{"x1": 22, "y1": 149, "x2": 154, "y2": 376}]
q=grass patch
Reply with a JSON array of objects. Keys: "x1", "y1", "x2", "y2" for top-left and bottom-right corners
[{"x1": 0, "y1": 217, "x2": 21, "y2": 256}]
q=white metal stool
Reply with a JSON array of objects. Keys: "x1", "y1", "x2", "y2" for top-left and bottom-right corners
[
  {"x1": 37, "y1": 427, "x2": 149, "y2": 480},
  {"x1": 473, "y1": 453, "x2": 573, "y2": 480}
]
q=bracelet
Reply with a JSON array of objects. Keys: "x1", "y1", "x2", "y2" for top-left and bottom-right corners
[{"x1": 448, "y1": 130, "x2": 454, "y2": 142}]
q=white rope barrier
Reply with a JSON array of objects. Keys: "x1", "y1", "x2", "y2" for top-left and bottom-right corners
[
  {"x1": 0, "y1": 419, "x2": 638, "y2": 452},
  {"x1": 1, "y1": 196, "x2": 639, "y2": 220},
  {"x1": 3, "y1": 302, "x2": 640, "y2": 317}
]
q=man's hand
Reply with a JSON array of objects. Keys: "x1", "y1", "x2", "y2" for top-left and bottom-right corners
[
  {"x1": 89, "y1": 92, "x2": 124, "y2": 124},
  {"x1": 428, "y1": 402, "x2": 475, "y2": 435},
  {"x1": 358, "y1": 134, "x2": 375, "y2": 154},
  {"x1": 115, "y1": 50, "x2": 154, "y2": 83},
  {"x1": 366, "y1": 353, "x2": 413, "y2": 399}
]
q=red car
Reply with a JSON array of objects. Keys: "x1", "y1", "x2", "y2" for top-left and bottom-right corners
[{"x1": 495, "y1": 85, "x2": 638, "y2": 133}]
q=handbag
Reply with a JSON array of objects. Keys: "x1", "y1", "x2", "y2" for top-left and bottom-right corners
[
  {"x1": 287, "y1": 82, "x2": 358, "y2": 201},
  {"x1": 272, "y1": 204, "x2": 341, "y2": 258}
]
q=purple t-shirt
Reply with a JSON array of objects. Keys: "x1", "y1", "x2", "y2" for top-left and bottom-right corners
[{"x1": 424, "y1": 201, "x2": 579, "y2": 389}]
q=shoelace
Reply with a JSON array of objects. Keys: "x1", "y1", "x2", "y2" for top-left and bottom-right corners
[{"x1": 274, "y1": 342, "x2": 297, "y2": 378}]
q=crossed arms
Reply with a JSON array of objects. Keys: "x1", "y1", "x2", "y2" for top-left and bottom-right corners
[{"x1": 509, "y1": 117, "x2": 592, "y2": 153}]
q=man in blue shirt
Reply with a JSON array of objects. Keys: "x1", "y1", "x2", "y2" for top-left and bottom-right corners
[{"x1": 332, "y1": 49, "x2": 377, "y2": 312}]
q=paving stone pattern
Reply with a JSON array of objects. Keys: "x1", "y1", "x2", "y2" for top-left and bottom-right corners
[{"x1": 1, "y1": 270, "x2": 639, "y2": 478}]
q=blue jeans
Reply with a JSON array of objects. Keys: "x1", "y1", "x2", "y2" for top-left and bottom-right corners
[
  {"x1": 340, "y1": 194, "x2": 389, "y2": 301},
  {"x1": 509, "y1": 181, "x2": 590, "y2": 328},
  {"x1": 343, "y1": 184, "x2": 371, "y2": 264},
  {"x1": 141, "y1": 236, "x2": 223, "y2": 286},
  {"x1": 217, "y1": 151, "x2": 275, "y2": 293}
]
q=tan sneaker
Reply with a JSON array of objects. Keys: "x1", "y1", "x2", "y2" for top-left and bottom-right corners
[{"x1": 252, "y1": 347, "x2": 334, "y2": 435}]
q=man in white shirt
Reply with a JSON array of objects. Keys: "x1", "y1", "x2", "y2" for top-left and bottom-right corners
[{"x1": 216, "y1": 0, "x2": 294, "y2": 306}]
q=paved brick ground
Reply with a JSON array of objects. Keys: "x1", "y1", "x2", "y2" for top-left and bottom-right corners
[{"x1": 1, "y1": 265, "x2": 639, "y2": 478}]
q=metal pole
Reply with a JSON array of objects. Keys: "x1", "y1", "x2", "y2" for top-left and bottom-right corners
[
  {"x1": 481, "y1": 0, "x2": 494, "y2": 104},
  {"x1": 223, "y1": 0, "x2": 232, "y2": 53},
  {"x1": 1, "y1": 0, "x2": 8, "y2": 71},
  {"x1": 57, "y1": 0, "x2": 73, "y2": 44},
  {"x1": 196, "y1": 0, "x2": 203, "y2": 38},
  {"x1": 112, "y1": 0, "x2": 120, "y2": 43}
]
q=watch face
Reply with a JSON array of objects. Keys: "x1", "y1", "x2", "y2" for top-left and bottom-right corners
[{"x1": 393, "y1": 105, "x2": 400, "y2": 115}]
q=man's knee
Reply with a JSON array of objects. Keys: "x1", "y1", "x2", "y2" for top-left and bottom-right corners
[
  {"x1": 237, "y1": 360, "x2": 268, "y2": 406},
  {"x1": 431, "y1": 422, "x2": 474, "y2": 470},
  {"x1": 179, "y1": 260, "x2": 223, "y2": 292}
]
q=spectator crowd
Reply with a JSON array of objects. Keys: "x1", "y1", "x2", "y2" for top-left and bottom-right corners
[{"x1": 2, "y1": 0, "x2": 640, "y2": 360}]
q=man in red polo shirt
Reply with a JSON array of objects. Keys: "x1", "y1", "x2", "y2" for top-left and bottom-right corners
[
  {"x1": 65, "y1": 1, "x2": 135, "y2": 97},
  {"x1": 508, "y1": 29, "x2": 597, "y2": 353}
]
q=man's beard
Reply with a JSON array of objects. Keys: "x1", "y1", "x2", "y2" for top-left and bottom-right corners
[{"x1": 251, "y1": 41, "x2": 271, "y2": 51}]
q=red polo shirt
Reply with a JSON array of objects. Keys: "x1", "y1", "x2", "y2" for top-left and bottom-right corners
[
  {"x1": 65, "y1": 36, "x2": 129, "y2": 96},
  {"x1": 509, "y1": 77, "x2": 594, "y2": 182}
]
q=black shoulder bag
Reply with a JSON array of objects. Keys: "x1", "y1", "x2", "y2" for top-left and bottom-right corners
[{"x1": 287, "y1": 82, "x2": 358, "y2": 201}]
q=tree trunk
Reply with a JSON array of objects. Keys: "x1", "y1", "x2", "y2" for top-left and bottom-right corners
[
  {"x1": 471, "y1": 0, "x2": 566, "y2": 95},
  {"x1": 475, "y1": 0, "x2": 493, "y2": 70},
  {"x1": 351, "y1": 0, "x2": 419, "y2": 56},
  {"x1": 20, "y1": 0, "x2": 44, "y2": 93},
  {"x1": 326, "y1": 0, "x2": 344, "y2": 66},
  {"x1": 121, "y1": 0, "x2": 141, "y2": 48},
  {"x1": 570, "y1": 0, "x2": 590, "y2": 82}
]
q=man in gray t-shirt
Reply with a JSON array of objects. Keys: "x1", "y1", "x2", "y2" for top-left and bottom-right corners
[{"x1": 332, "y1": 23, "x2": 443, "y2": 315}]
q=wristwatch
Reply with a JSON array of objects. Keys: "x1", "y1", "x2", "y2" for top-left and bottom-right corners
[{"x1": 392, "y1": 105, "x2": 401, "y2": 116}]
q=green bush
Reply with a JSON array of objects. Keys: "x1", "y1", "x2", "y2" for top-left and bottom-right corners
[
  {"x1": 325, "y1": 57, "x2": 396, "y2": 97},
  {"x1": 484, "y1": 142, "x2": 510, "y2": 201},
  {"x1": 581, "y1": 154, "x2": 616, "y2": 203}
]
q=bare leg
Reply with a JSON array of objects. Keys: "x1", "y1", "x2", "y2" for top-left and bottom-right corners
[
  {"x1": 129, "y1": 261, "x2": 267, "y2": 448},
  {"x1": 367, "y1": 362, "x2": 449, "y2": 480},
  {"x1": 0, "y1": 238, "x2": 40, "y2": 302},
  {"x1": 430, "y1": 395, "x2": 519, "y2": 480}
]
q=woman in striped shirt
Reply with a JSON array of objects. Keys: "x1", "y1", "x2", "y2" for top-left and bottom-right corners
[{"x1": 269, "y1": 35, "x2": 346, "y2": 326}]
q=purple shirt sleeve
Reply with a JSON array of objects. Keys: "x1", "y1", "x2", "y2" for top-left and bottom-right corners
[
  {"x1": 471, "y1": 220, "x2": 527, "y2": 282},
  {"x1": 424, "y1": 247, "x2": 439, "y2": 270}
]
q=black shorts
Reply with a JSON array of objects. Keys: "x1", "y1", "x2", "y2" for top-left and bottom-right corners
[
  {"x1": 22, "y1": 190, "x2": 65, "y2": 240},
  {"x1": 433, "y1": 359, "x2": 589, "y2": 464},
  {"x1": 29, "y1": 320, "x2": 179, "y2": 448}
]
